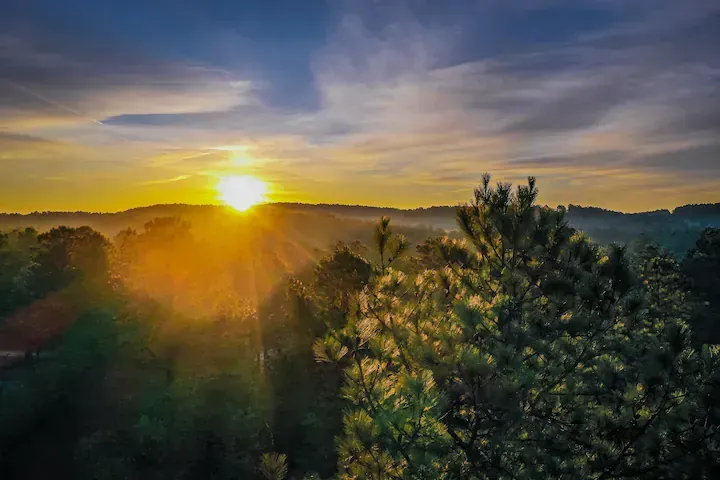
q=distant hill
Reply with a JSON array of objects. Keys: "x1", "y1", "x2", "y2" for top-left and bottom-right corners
[
  {"x1": 277, "y1": 203, "x2": 458, "y2": 230},
  {"x1": 1, "y1": 201, "x2": 719, "y2": 257},
  {"x1": 0, "y1": 203, "x2": 460, "y2": 236},
  {"x1": 0, "y1": 204, "x2": 224, "y2": 237},
  {"x1": 277, "y1": 202, "x2": 720, "y2": 237}
]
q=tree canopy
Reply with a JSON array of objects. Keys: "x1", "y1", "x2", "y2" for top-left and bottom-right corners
[{"x1": 317, "y1": 175, "x2": 720, "y2": 479}]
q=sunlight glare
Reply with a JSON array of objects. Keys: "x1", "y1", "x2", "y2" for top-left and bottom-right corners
[
  {"x1": 217, "y1": 175, "x2": 268, "y2": 212},
  {"x1": 212, "y1": 145, "x2": 254, "y2": 166},
  {"x1": 231, "y1": 152, "x2": 252, "y2": 166}
]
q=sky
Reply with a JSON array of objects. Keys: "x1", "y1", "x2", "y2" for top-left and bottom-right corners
[{"x1": 0, "y1": 0, "x2": 718, "y2": 213}]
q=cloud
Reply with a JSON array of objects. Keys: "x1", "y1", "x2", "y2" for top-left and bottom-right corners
[
  {"x1": 0, "y1": 131, "x2": 85, "y2": 161},
  {"x1": 636, "y1": 143, "x2": 720, "y2": 173},
  {"x1": 1, "y1": 0, "x2": 719, "y2": 212},
  {"x1": 0, "y1": 33, "x2": 256, "y2": 130},
  {"x1": 139, "y1": 175, "x2": 193, "y2": 186}
]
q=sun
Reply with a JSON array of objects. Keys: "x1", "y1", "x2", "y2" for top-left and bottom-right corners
[{"x1": 217, "y1": 175, "x2": 268, "y2": 212}]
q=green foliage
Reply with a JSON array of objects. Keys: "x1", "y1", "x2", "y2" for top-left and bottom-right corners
[
  {"x1": 29, "y1": 225, "x2": 110, "y2": 296},
  {"x1": 682, "y1": 228, "x2": 720, "y2": 344},
  {"x1": 0, "y1": 307, "x2": 123, "y2": 476},
  {"x1": 314, "y1": 243, "x2": 374, "y2": 326},
  {"x1": 77, "y1": 368, "x2": 271, "y2": 479},
  {"x1": 260, "y1": 250, "x2": 357, "y2": 478},
  {"x1": 374, "y1": 216, "x2": 410, "y2": 274},
  {"x1": 1, "y1": 290, "x2": 272, "y2": 479},
  {"x1": 0, "y1": 227, "x2": 37, "y2": 317},
  {"x1": 259, "y1": 453, "x2": 289, "y2": 480},
  {"x1": 320, "y1": 175, "x2": 720, "y2": 479},
  {"x1": 2, "y1": 189, "x2": 718, "y2": 480}
]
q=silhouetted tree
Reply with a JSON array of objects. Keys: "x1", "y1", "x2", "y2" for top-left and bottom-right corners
[
  {"x1": 28, "y1": 226, "x2": 110, "y2": 296},
  {"x1": 142, "y1": 217, "x2": 192, "y2": 242},
  {"x1": 682, "y1": 228, "x2": 720, "y2": 344},
  {"x1": 0, "y1": 227, "x2": 37, "y2": 316},
  {"x1": 314, "y1": 243, "x2": 374, "y2": 326}
]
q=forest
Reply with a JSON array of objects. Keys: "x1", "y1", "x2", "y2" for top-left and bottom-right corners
[{"x1": 1, "y1": 176, "x2": 719, "y2": 479}]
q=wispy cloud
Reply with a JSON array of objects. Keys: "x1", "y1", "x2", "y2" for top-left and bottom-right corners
[
  {"x1": 139, "y1": 175, "x2": 193, "y2": 186},
  {"x1": 0, "y1": 33, "x2": 255, "y2": 130}
]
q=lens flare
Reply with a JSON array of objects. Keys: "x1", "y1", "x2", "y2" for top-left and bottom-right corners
[{"x1": 217, "y1": 175, "x2": 268, "y2": 211}]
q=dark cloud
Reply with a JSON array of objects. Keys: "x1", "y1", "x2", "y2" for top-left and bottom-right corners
[
  {"x1": 636, "y1": 143, "x2": 720, "y2": 173},
  {"x1": 0, "y1": 131, "x2": 55, "y2": 146},
  {"x1": 506, "y1": 151, "x2": 627, "y2": 169},
  {"x1": 502, "y1": 80, "x2": 631, "y2": 134},
  {"x1": 649, "y1": 89, "x2": 720, "y2": 138},
  {"x1": 469, "y1": 3, "x2": 720, "y2": 138},
  {"x1": 0, "y1": 131, "x2": 82, "y2": 161},
  {"x1": 0, "y1": 33, "x2": 253, "y2": 127}
]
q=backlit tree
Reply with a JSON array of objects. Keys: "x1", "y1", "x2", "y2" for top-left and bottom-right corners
[{"x1": 317, "y1": 175, "x2": 720, "y2": 479}]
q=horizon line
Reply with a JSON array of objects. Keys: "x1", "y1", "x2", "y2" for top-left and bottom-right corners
[{"x1": 1, "y1": 200, "x2": 718, "y2": 217}]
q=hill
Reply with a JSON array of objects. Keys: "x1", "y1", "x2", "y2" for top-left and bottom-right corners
[
  {"x1": 1, "y1": 201, "x2": 719, "y2": 257},
  {"x1": 4, "y1": 201, "x2": 718, "y2": 234}
]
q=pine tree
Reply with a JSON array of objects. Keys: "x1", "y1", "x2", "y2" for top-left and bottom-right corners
[
  {"x1": 259, "y1": 453, "x2": 289, "y2": 480},
  {"x1": 316, "y1": 175, "x2": 720, "y2": 479}
]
